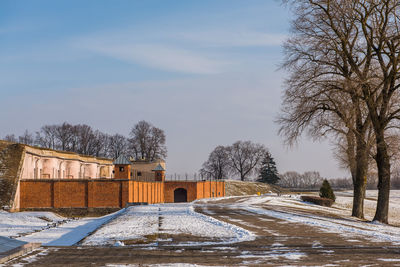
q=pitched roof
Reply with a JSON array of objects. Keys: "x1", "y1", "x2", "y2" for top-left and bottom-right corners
[
  {"x1": 113, "y1": 154, "x2": 131, "y2": 165},
  {"x1": 152, "y1": 163, "x2": 165, "y2": 171}
]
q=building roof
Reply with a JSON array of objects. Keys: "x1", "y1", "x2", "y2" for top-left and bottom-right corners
[
  {"x1": 113, "y1": 154, "x2": 131, "y2": 165},
  {"x1": 152, "y1": 163, "x2": 165, "y2": 171}
]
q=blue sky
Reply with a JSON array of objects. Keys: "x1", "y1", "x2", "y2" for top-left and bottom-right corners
[{"x1": 0, "y1": 0, "x2": 347, "y2": 178}]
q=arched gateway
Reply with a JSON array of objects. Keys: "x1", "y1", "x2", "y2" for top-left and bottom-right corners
[{"x1": 174, "y1": 188, "x2": 187, "y2": 203}]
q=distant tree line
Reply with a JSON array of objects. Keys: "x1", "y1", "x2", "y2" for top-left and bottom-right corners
[
  {"x1": 278, "y1": 171, "x2": 324, "y2": 190},
  {"x1": 3, "y1": 120, "x2": 167, "y2": 160},
  {"x1": 200, "y1": 140, "x2": 279, "y2": 183}
]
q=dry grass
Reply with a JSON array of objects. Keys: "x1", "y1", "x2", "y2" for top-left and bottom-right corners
[{"x1": 225, "y1": 180, "x2": 287, "y2": 196}]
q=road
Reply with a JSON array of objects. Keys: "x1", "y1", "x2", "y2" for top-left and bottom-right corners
[{"x1": 5, "y1": 196, "x2": 400, "y2": 266}]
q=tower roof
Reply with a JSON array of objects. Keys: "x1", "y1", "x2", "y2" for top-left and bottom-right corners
[
  {"x1": 113, "y1": 154, "x2": 131, "y2": 165},
  {"x1": 152, "y1": 163, "x2": 165, "y2": 171}
]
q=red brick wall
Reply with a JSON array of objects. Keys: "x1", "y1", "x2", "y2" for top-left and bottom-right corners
[
  {"x1": 20, "y1": 181, "x2": 53, "y2": 208},
  {"x1": 121, "y1": 181, "x2": 129, "y2": 206},
  {"x1": 114, "y1": 164, "x2": 131, "y2": 179},
  {"x1": 88, "y1": 181, "x2": 123, "y2": 208},
  {"x1": 19, "y1": 180, "x2": 221, "y2": 209},
  {"x1": 164, "y1": 181, "x2": 198, "y2": 203},
  {"x1": 54, "y1": 181, "x2": 87, "y2": 208}
]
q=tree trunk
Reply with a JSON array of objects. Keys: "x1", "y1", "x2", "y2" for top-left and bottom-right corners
[
  {"x1": 352, "y1": 175, "x2": 367, "y2": 219},
  {"x1": 373, "y1": 131, "x2": 391, "y2": 223},
  {"x1": 351, "y1": 136, "x2": 368, "y2": 219}
]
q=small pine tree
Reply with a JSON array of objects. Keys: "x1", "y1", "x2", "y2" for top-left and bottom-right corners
[
  {"x1": 319, "y1": 180, "x2": 336, "y2": 202},
  {"x1": 258, "y1": 152, "x2": 280, "y2": 184}
]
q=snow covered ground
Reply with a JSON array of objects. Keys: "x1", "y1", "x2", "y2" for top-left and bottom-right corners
[
  {"x1": 335, "y1": 190, "x2": 400, "y2": 225},
  {"x1": 82, "y1": 203, "x2": 255, "y2": 246},
  {"x1": 2, "y1": 189, "x2": 400, "y2": 250},
  {"x1": 19, "y1": 209, "x2": 125, "y2": 246},
  {"x1": 0, "y1": 209, "x2": 124, "y2": 246},
  {"x1": 224, "y1": 193, "x2": 400, "y2": 245},
  {"x1": 297, "y1": 190, "x2": 400, "y2": 225},
  {"x1": 0, "y1": 210, "x2": 65, "y2": 238}
]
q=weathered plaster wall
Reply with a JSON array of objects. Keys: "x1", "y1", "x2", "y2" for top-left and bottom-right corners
[
  {"x1": 0, "y1": 141, "x2": 25, "y2": 208},
  {"x1": 20, "y1": 146, "x2": 113, "y2": 180},
  {"x1": 131, "y1": 160, "x2": 166, "y2": 173}
]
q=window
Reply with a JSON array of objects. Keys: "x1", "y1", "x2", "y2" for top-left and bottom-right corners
[
  {"x1": 138, "y1": 171, "x2": 142, "y2": 176},
  {"x1": 119, "y1": 166, "x2": 124, "y2": 172}
]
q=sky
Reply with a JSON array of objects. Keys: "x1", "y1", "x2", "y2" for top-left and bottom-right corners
[{"x1": 0, "y1": 0, "x2": 348, "y2": 179}]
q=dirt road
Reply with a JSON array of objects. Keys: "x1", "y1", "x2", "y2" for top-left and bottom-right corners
[{"x1": 5, "y1": 196, "x2": 400, "y2": 266}]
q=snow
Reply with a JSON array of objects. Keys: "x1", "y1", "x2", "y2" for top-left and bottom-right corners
[
  {"x1": 230, "y1": 194, "x2": 400, "y2": 245},
  {"x1": 0, "y1": 210, "x2": 65, "y2": 238},
  {"x1": 310, "y1": 190, "x2": 400, "y2": 225},
  {"x1": 7, "y1": 248, "x2": 52, "y2": 267},
  {"x1": 378, "y1": 258, "x2": 400, "y2": 262},
  {"x1": 82, "y1": 205, "x2": 159, "y2": 246},
  {"x1": 106, "y1": 265, "x2": 214, "y2": 267},
  {"x1": 83, "y1": 203, "x2": 255, "y2": 246},
  {"x1": 18, "y1": 209, "x2": 125, "y2": 246}
]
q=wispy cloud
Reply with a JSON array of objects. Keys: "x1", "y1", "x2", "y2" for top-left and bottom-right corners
[
  {"x1": 79, "y1": 41, "x2": 230, "y2": 74},
  {"x1": 177, "y1": 30, "x2": 287, "y2": 47},
  {"x1": 72, "y1": 25, "x2": 284, "y2": 75}
]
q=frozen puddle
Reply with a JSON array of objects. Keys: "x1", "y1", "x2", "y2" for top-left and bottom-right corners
[{"x1": 82, "y1": 203, "x2": 255, "y2": 246}]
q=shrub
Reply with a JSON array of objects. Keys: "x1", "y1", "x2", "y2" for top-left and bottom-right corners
[
  {"x1": 300, "y1": 195, "x2": 334, "y2": 207},
  {"x1": 319, "y1": 179, "x2": 336, "y2": 202}
]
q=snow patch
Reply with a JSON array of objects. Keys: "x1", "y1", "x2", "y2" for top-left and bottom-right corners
[
  {"x1": 0, "y1": 211, "x2": 65, "y2": 238},
  {"x1": 83, "y1": 203, "x2": 255, "y2": 246},
  {"x1": 18, "y1": 209, "x2": 125, "y2": 246},
  {"x1": 378, "y1": 258, "x2": 400, "y2": 262}
]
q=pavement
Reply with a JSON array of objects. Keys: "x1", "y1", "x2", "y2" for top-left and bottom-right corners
[{"x1": 0, "y1": 236, "x2": 40, "y2": 264}]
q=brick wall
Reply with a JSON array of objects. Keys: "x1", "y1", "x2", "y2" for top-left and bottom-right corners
[
  {"x1": 54, "y1": 181, "x2": 87, "y2": 208},
  {"x1": 164, "y1": 181, "x2": 198, "y2": 203},
  {"x1": 114, "y1": 164, "x2": 131, "y2": 179},
  {"x1": 19, "y1": 179, "x2": 224, "y2": 209},
  {"x1": 19, "y1": 179, "x2": 164, "y2": 209},
  {"x1": 20, "y1": 181, "x2": 53, "y2": 208}
]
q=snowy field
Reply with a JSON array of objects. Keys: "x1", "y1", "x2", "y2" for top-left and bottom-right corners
[
  {"x1": 300, "y1": 190, "x2": 400, "y2": 225},
  {"x1": 0, "y1": 210, "x2": 65, "y2": 238},
  {"x1": 4, "y1": 194, "x2": 400, "y2": 266},
  {"x1": 0, "y1": 209, "x2": 124, "y2": 246},
  {"x1": 2, "y1": 190, "x2": 400, "y2": 248},
  {"x1": 218, "y1": 193, "x2": 400, "y2": 245},
  {"x1": 82, "y1": 204, "x2": 254, "y2": 246},
  {"x1": 336, "y1": 190, "x2": 400, "y2": 225}
]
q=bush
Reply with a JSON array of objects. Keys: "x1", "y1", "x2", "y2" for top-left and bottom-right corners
[
  {"x1": 319, "y1": 179, "x2": 336, "y2": 202},
  {"x1": 300, "y1": 195, "x2": 334, "y2": 207}
]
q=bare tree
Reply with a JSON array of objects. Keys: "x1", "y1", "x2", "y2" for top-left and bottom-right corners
[
  {"x1": 35, "y1": 125, "x2": 58, "y2": 149},
  {"x1": 73, "y1": 124, "x2": 95, "y2": 155},
  {"x1": 226, "y1": 141, "x2": 267, "y2": 181},
  {"x1": 279, "y1": 171, "x2": 324, "y2": 189},
  {"x1": 4, "y1": 134, "x2": 17, "y2": 142},
  {"x1": 18, "y1": 130, "x2": 34, "y2": 145},
  {"x1": 54, "y1": 122, "x2": 74, "y2": 151},
  {"x1": 107, "y1": 134, "x2": 128, "y2": 159},
  {"x1": 129, "y1": 120, "x2": 167, "y2": 161},
  {"x1": 278, "y1": 171, "x2": 301, "y2": 188},
  {"x1": 281, "y1": 0, "x2": 400, "y2": 223},
  {"x1": 89, "y1": 130, "x2": 108, "y2": 157},
  {"x1": 200, "y1": 146, "x2": 231, "y2": 180}
]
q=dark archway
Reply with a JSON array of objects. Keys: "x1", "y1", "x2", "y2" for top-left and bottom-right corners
[{"x1": 174, "y1": 188, "x2": 187, "y2": 203}]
